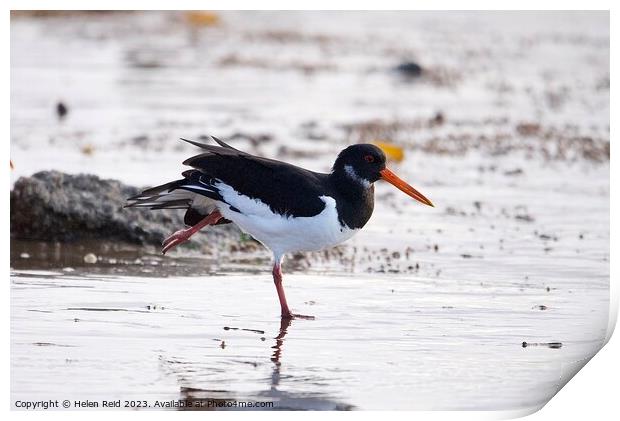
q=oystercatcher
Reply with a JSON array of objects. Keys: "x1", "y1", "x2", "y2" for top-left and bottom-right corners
[{"x1": 126, "y1": 137, "x2": 433, "y2": 319}]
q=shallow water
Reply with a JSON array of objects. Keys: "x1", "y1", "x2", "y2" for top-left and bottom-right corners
[
  {"x1": 10, "y1": 11, "x2": 609, "y2": 411},
  {"x1": 10, "y1": 266, "x2": 607, "y2": 410}
]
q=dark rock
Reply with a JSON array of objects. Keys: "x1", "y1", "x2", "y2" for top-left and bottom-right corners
[
  {"x1": 430, "y1": 111, "x2": 444, "y2": 126},
  {"x1": 515, "y1": 214, "x2": 535, "y2": 223},
  {"x1": 393, "y1": 61, "x2": 423, "y2": 78},
  {"x1": 503, "y1": 168, "x2": 524, "y2": 176},
  {"x1": 56, "y1": 101, "x2": 68, "y2": 120},
  {"x1": 10, "y1": 170, "x2": 236, "y2": 246}
]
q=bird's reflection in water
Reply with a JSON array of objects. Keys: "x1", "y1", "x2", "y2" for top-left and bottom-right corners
[
  {"x1": 177, "y1": 318, "x2": 352, "y2": 411},
  {"x1": 271, "y1": 318, "x2": 290, "y2": 363},
  {"x1": 268, "y1": 318, "x2": 291, "y2": 391}
]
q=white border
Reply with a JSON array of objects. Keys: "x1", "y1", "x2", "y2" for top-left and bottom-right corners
[{"x1": 3, "y1": 1, "x2": 616, "y2": 420}]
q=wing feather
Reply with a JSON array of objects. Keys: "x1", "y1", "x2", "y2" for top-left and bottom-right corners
[{"x1": 180, "y1": 137, "x2": 328, "y2": 217}]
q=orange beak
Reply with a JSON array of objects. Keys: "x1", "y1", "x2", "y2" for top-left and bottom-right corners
[{"x1": 380, "y1": 168, "x2": 434, "y2": 207}]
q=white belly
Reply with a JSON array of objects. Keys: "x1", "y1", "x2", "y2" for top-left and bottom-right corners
[{"x1": 215, "y1": 182, "x2": 358, "y2": 259}]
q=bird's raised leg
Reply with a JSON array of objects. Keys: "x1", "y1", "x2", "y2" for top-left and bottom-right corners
[
  {"x1": 272, "y1": 261, "x2": 315, "y2": 320},
  {"x1": 162, "y1": 210, "x2": 222, "y2": 254}
]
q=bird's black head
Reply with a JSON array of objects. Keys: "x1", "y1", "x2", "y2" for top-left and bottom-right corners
[
  {"x1": 332, "y1": 144, "x2": 387, "y2": 185},
  {"x1": 331, "y1": 143, "x2": 435, "y2": 207}
]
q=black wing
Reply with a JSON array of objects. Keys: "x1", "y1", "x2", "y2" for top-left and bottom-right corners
[{"x1": 181, "y1": 137, "x2": 329, "y2": 218}]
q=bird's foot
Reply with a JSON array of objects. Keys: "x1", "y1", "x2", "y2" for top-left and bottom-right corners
[
  {"x1": 281, "y1": 312, "x2": 315, "y2": 320},
  {"x1": 162, "y1": 228, "x2": 193, "y2": 254}
]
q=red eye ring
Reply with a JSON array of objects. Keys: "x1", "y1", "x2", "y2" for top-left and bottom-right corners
[{"x1": 364, "y1": 155, "x2": 375, "y2": 163}]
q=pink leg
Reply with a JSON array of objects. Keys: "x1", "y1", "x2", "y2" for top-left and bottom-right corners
[
  {"x1": 272, "y1": 262, "x2": 314, "y2": 320},
  {"x1": 272, "y1": 263, "x2": 291, "y2": 318},
  {"x1": 162, "y1": 210, "x2": 222, "y2": 254}
]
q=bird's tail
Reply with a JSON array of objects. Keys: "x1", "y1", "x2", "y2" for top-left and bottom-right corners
[
  {"x1": 125, "y1": 171, "x2": 226, "y2": 226},
  {"x1": 125, "y1": 178, "x2": 195, "y2": 210}
]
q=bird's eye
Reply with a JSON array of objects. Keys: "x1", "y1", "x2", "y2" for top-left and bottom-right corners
[{"x1": 364, "y1": 155, "x2": 375, "y2": 163}]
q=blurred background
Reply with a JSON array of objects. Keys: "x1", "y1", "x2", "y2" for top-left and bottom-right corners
[
  {"x1": 11, "y1": 11, "x2": 609, "y2": 180},
  {"x1": 10, "y1": 11, "x2": 610, "y2": 411},
  {"x1": 10, "y1": 10, "x2": 610, "y2": 272}
]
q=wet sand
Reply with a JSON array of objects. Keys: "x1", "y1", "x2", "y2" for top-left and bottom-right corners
[{"x1": 10, "y1": 11, "x2": 609, "y2": 411}]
